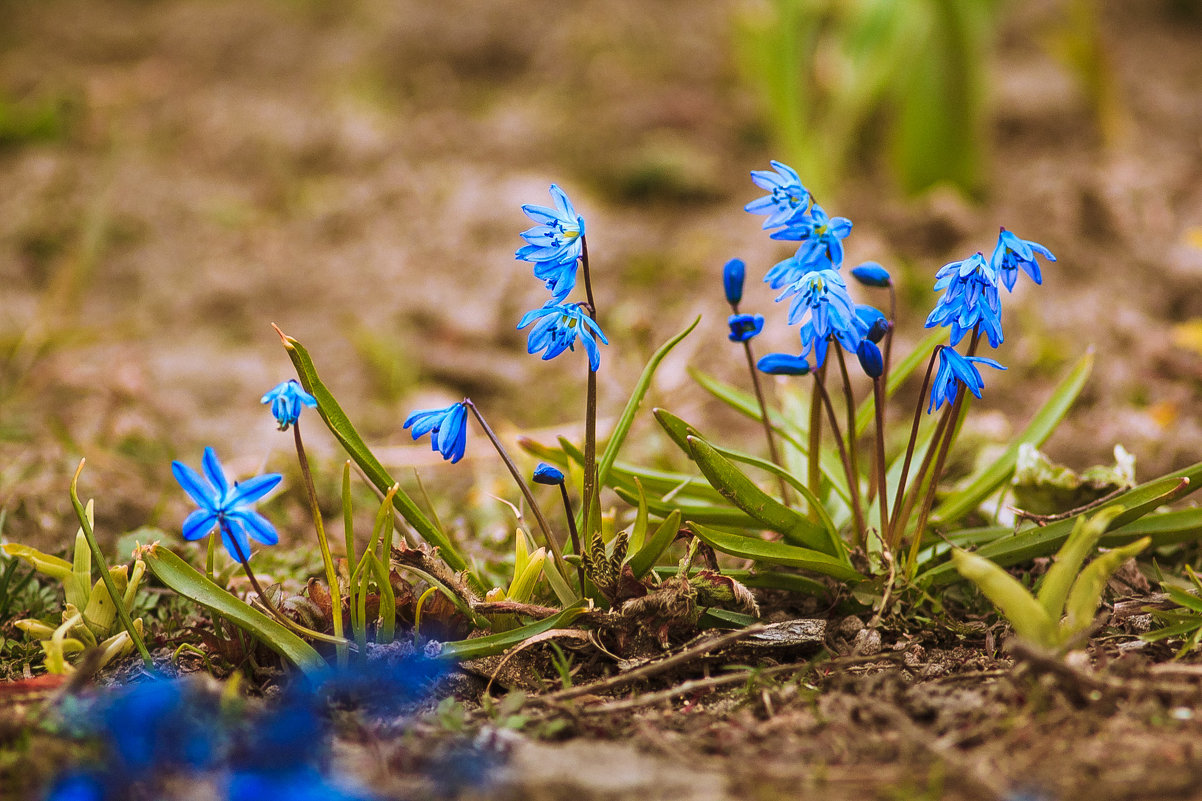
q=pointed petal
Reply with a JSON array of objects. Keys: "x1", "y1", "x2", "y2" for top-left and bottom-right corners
[
  {"x1": 202, "y1": 448, "x2": 228, "y2": 497},
  {"x1": 172, "y1": 461, "x2": 217, "y2": 511},
  {"x1": 229, "y1": 473, "x2": 282, "y2": 506},
  {"x1": 182, "y1": 510, "x2": 217, "y2": 541}
]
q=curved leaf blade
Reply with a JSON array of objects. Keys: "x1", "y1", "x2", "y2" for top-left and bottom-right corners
[{"x1": 690, "y1": 523, "x2": 865, "y2": 583}]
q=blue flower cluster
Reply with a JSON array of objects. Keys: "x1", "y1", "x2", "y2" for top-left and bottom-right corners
[
  {"x1": 738, "y1": 161, "x2": 889, "y2": 375},
  {"x1": 42, "y1": 651, "x2": 458, "y2": 801},
  {"x1": 515, "y1": 185, "x2": 607, "y2": 371}
]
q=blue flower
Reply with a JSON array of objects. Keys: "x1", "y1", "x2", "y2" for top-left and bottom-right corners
[
  {"x1": 43, "y1": 771, "x2": 111, "y2": 801},
  {"x1": 516, "y1": 184, "x2": 585, "y2": 301},
  {"x1": 762, "y1": 206, "x2": 853, "y2": 287},
  {"x1": 850, "y1": 262, "x2": 891, "y2": 287},
  {"x1": 990, "y1": 228, "x2": 1055, "y2": 292},
  {"x1": 532, "y1": 463, "x2": 565, "y2": 486},
  {"x1": 928, "y1": 346, "x2": 1005, "y2": 413},
  {"x1": 727, "y1": 313, "x2": 764, "y2": 343},
  {"x1": 925, "y1": 252, "x2": 1004, "y2": 348},
  {"x1": 856, "y1": 340, "x2": 883, "y2": 378},
  {"x1": 723, "y1": 258, "x2": 745, "y2": 306},
  {"x1": 260, "y1": 379, "x2": 317, "y2": 431},
  {"x1": 403, "y1": 402, "x2": 469, "y2": 464},
  {"x1": 744, "y1": 160, "x2": 810, "y2": 229},
  {"x1": 172, "y1": 448, "x2": 282, "y2": 563},
  {"x1": 517, "y1": 302, "x2": 608, "y2": 371},
  {"x1": 757, "y1": 353, "x2": 811, "y2": 375},
  {"x1": 776, "y1": 269, "x2": 863, "y2": 367}
]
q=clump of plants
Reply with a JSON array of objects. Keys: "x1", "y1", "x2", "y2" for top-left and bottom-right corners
[{"x1": 7, "y1": 157, "x2": 1202, "y2": 799}]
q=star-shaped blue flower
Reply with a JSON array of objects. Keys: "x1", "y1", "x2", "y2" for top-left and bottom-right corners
[
  {"x1": 517, "y1": 302, "x2": 608, "y2": 372},
  {"x1": 925, "y1": 252, "x2": 1004, "y2": 348},
  {"x1": 744, "y1": 160, "x2": 811, "y2": 230},
  {"x1": 990, "y1": 228, "x2": 1055, "y2": 292},
  {"x1": 516, "y1": 184, "x2": 585, "y2": 302},
  {"x1": 260, "y1": 379, "x2": 317, "y2": 431},
  {"x1": 403, "y1": 402, "x2": 469, "y2": 464},
  {"x1": 776, "y1": 269, "x2": 863, "y2": 367},
  {"x1": 172, "y1": 448, "x2": 282, "y2": 563},
  {"x1": 928, "y1": 346, "x2": 1005, "y2": 413},
  {"x1": 762, "y1": 205, "x2": 853, "y2": 287}
]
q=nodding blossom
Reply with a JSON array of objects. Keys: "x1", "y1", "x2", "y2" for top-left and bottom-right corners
[
  {"x1": 925, "y1": 252, "x2": 1004, "y2": 348},
  {"x1": 928, "y1": 346, "x2": 1006, "y2": 413},
  {"x1": 517, "y1": 302, "x2": 608, "y2": 372},
  {"x1": 727, "y1": 313, "x2": 764, "y2": 343},
  {"x1": 776, "y1": 269, "x2": 864, "y2": 368},
  {"x1": 744, "y1": 160, "x2": 811, "y2": 230},
  {"x1": 403, "y1": 402, "x2": 469, "y2": 464},
  {"x1": 990, "y1": 228, "x2": 1055, "y2": 292},
  {"x1": 515, "y1": 184, "x2": 585, "y2": 302},
  {"x1": 260, "y1": 380, "x2": 317, "y2": 431}
]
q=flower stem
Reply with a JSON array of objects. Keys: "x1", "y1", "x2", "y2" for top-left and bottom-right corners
[
  {"x1": 807, "y1": 362, "x2": 825, "y2": 512},
  {"x1": 740, "y1": 338, "x2": 790, "y2": 503},
  {"x1": 833, "y1": 346, "x2": 860, "y2": 494},
  {"x1": 558, "y1": 483, "x2": 586, "y2": 590},
  {"x1": 464, "y1": 400, "x2": 567, "y2": 573},
  {"x1": 887, "y1": 347, "x2": 941, "y2": 550},
  {"x1": 225, "y1": 528, "x2": 351, "y2": 648},
  {"x1": 906, "y1": 389, "x2": 965, "y2": 576},
  {"x1": 872, "y1": 377, "x2": 890, "y2": 543},
  {"x1": 812, "y1": 373, "x2": 867, "y2": 544},
  {"x1": 293, "y1": 422, "x2": 347, "y2": 666},
  {"x1": 579, "y1": 236, "x2": 601, "y2": 551}
]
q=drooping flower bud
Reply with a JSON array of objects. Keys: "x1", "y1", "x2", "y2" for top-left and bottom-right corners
[
  {"x1": 850, "y1": 262, "x2": 891, "y2": 288},
  {"x1": 532, "y1": 463, "x2": 565, "y2": 486},
  {"x1": 757, "y1": 353, "x2": 811, "y2": 376},
  {"x1": 723, "y1": 258, "x2": 745, "y2": 306},
  {"x1": 856, "y1": 340, "x2": 884, "y2": 378},
  {"x1": 727, "y1": 313, "x2": 764, "y2": 343}
]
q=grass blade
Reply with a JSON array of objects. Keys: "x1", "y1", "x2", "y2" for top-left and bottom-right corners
[{"x1": 690, "y1": 523, "x2": 865, "y2": 583}]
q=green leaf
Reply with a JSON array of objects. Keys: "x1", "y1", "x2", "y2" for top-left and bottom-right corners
[
  {"x1": 552, "y1": 433, "x2": 724, "y2": 504},
  {"x1": 950, "y1": 548, "x2": 1057, "y2": 647},
  {"x1": 280, "y1": 331, "x2": 469, "y2": 575},
  {"x1": 628, "y1": 478, "x2": 650, "y2": 554},
  {"x1": 585, "y1": 316, "x2": 700, "y2": 527},
  {"x1": 919, "y1": 467, "x2": 1202, "y2": 586},
  {"x1": 687, "y1": 436, "x2": 843, "y2": 558},
  {"x1": 931, "y1": 351, "x2": 1093, "y2": 526},
  {"x1": 1063, "y1": 537, "x2": 1149, "y2": 637},
  {"x1": 653, "y1": 566, "x2": 827, "y2": 597},
  {"x1": 690, "y1": 523, "x2": 865, "y2": 583},
  {"x1": 687, "y1": 367, "x2": 806, "y2": 450},
  {"x1": 440, "y1": 604, "x2": 586, "y2": 661},
  {"x1": 1036, "y1": 506, "x2": 1123, "y2": 619},
  {"x1": 628, "y1": 510, "x2": 682, "y2": 579},
  {"x1": 141, "y1": 545, "x2": 326, "y2": 677},
  {"x1": 613, "y1": 486, "x2": 760, "y2": 529}
]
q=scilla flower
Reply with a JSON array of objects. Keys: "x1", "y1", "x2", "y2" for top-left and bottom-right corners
[
  {"x1": 744, "y1": 160, "x2": 810, "y2": 230},
  {"x1": 172, "y1": 448, "x2": 282, "y2": 562},
  {"x1": 990, "y1": 228, "x2": 1055, "y2": 292},
  {"x1": 517, "y1": 301, "x2": 608, "y2": 371},
  {"x1": 856, "y1": 340, "x2": 884, "y2": 378},
  {"x1": 928, "y1": 346, "x2": 1005, "y2": 412},
  {"x1": 728, "y1": 313, "x2": 764, "y2": 343},
  {"x1": 925, "y1": 252, "x2": 1004, "y2": 348},
  {"x1": 769, "y1": 204, "x2": 852, "y2": 262},
  {"x1": 260, "y1": 379, "x2": 317, "y2": 431},
  {"x1": 515, "y1": 184, "x2": 585, "y2": 301},
  {"x1": 404, "y1": 402, "x2": 468, "y2": 464},
  {"x1": 777, "y1": 269, "x2": 863, "y2": 367}
]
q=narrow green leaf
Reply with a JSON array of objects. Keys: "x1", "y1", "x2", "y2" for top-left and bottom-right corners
[
  {"x1": 588, "y1": 317, "x2": 700, "y2": 520},
  {"x1": 931, "y1": 351, "x2": 1093, "y2": 525},
  {"x1": 1036, "y1": 506, "x2": 1124, "y2": 619},
  {"x1": 541, "y1": 553, "x2": 577, "y2": 607},
  {"x1": 628, "y1": 478, "x2": 650, "y2": 554},
  {"x1": 653, "y1": 566, "x2": 827, "y2": 597},
  {"x1": 919, "y1": 466, "x2": 1202, "y2": 586},
  {"x1": 613, "y1": 487, "x2": 760, "y2": 529},
  {"x1": 1162, "y1": 585, "x2": 1202, "y2": 614},
  {"x1": 690, "y1": 523, "x2": 865, "y2": 583},
  {"x1": 440, "y1": 604, "x2": 586, "y2": 661},
  {"x1": 551, "y1": 434, "x2": 723, "y2": 504},
  {"x1": 1063, "y1": 537, "x2": 1149, "y2": 637},
  {"x1": 142, "y1": 545, "x2": 326, "y2": 676},
  {"x1": 628, "y1": 510, "x2": 682, "y2": 578},
  {"x1": 950, "y1": 549, "x2": 1057, "y2": 647},
  {"x1": 280, "y1": 331, "x2": 468, "y2": 574},
  {"x1": 688, "y1": 436, "x2": 843, "y2": 557}
]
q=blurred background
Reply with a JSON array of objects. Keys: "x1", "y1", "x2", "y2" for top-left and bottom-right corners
[{"x1": 1, "y1": 0, "x2": 1201, "y2": 550}]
